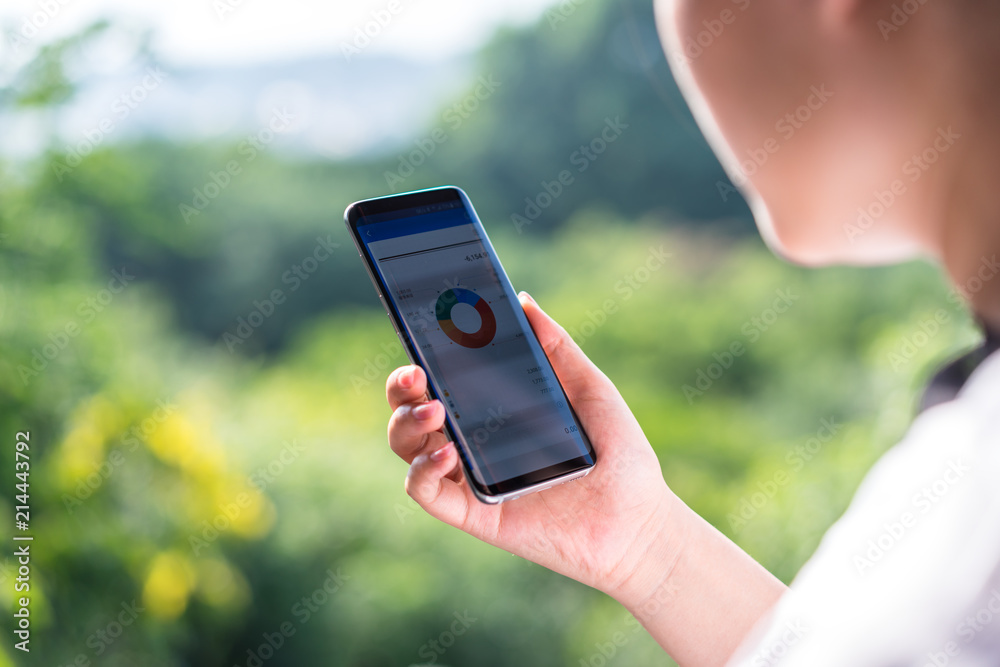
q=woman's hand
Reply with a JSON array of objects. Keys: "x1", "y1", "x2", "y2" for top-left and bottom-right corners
[
  {"x1": 386, "y1": 292, "x2": 786, "y2": 665},
  {"x1": 385, "y1": 292, "x2": 680, "y2": 601}
]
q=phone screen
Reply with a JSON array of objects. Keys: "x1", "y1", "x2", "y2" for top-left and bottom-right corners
[{"x1": 348, "y1": 188, "x2": 595, "y2": 498}]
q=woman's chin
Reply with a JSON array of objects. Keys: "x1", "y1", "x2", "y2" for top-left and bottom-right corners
[{"x1": 755, "y1": 203, "x2": 926, "y2": 267}]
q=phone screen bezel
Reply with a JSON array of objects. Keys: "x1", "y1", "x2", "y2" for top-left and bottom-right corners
[{"x1": 344, "y1": 186, "x2": 596, "y2": 502}]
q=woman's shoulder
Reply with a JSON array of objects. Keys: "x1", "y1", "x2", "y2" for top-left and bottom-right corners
[{"x1": 728, "y1": 351, "x2": 1000, "y2": 667}]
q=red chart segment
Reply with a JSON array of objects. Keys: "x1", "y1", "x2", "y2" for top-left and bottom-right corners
[{"x1": 435, "y1": 288, "x2": 497, "y2": 348}]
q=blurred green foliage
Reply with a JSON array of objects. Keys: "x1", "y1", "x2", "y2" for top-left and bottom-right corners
[{"x1": 0, "y1": 1, "x2": 981, "y2": 666}]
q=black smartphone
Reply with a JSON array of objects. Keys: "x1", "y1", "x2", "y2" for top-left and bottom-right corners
[{"x1": 344, "y1": 186, "x2": 596, "y2": 504}]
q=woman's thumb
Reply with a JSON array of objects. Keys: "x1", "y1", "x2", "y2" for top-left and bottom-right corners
[{"x1": 517, "y1": 291, "x2": 611, "y2": 401}]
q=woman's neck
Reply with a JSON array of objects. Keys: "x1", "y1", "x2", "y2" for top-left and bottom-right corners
[{"x1": 938, "y1": 133, "x2": 1000, "y2": 333}]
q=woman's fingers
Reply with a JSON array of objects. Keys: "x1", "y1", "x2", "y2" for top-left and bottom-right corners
[
  {"x1": 388, "y1": 398, "x2": 446, "y2": 464},
  {"x1": 405, "y1": 441, "x2": 474, "y2": 529},
  {"x1": 405, "y1": 441, "x2": 456, "y2": 502},
  {"x1": 385, "y1": 364, "x2": 474, "y2": 528},
  {"x1": 386, "y1": 365, "x2": 426, "y2": 411},
  {"x1": 386, "y1": 365, "x2": 446, "y2": 463}
]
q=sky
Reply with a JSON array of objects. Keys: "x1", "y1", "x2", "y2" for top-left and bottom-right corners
[
  {"x1": 1, "y1": 0, "x2": 564, "y2": 67},
  {"x1": 0, "y1": 0, "x2": 573, "y2": 159}
]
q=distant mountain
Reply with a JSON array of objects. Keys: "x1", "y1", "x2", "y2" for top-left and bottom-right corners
[{"x1": 5, "y1": 53, "x2": 471, "y2": 160}]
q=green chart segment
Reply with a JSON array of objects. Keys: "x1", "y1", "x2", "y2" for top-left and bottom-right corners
[{"x1": 435, "y1": 288, "x2": 497, "y2": 348}]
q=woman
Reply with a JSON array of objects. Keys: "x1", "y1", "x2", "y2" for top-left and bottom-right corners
[{"x1": 384, "y1": 0, "x2": 1000, "y2": 664}]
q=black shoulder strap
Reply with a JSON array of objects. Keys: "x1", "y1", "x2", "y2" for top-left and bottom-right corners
[{"x1": 919, "y1": 326, "x2": 1000, "y2": 413}]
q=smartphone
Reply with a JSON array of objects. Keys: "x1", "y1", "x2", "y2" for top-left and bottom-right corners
[{"x1": 344, "y1": 186, "x2": 596, "y2": 504}]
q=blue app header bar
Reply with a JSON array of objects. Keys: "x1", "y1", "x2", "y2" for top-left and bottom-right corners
[{"x1": 359, "y1": 206, "x2": 472, "y2": 243}]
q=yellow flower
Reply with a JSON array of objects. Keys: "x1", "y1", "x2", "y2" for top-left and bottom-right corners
[{"x1": 142, "y1": 551, "x2": 196, "y2": 620}]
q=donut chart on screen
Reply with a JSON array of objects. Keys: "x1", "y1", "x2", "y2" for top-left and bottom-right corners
[{"x1": 435, "y1": 288, "x2": 497, "y2": 348}]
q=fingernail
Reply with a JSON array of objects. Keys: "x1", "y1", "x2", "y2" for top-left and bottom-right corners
[
  {"x1": 399, "y1": 367, "x2": 414, "y2": 388},
  {"x1": 430, "y1": 444, "x2": 451, "y2": 461},
  {"x1": 519, "y1": 291, "x2": 536, "y2": 305},
  {"x1": 413, "y1": 402, "x2": 436, "y2": 420}
]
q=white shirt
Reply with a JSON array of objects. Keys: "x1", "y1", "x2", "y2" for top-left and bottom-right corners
[{"x1": 730, "y1": 350, "x2": 1000, "y2": 667}]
